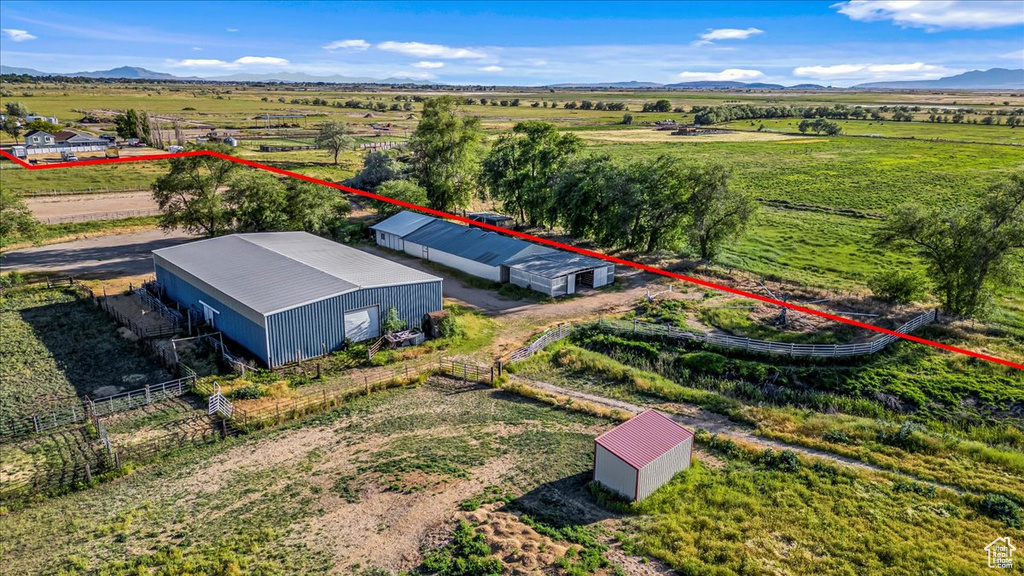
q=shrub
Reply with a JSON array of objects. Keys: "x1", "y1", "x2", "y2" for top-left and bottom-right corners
[
  {"x1": 978, "y1": 493, "x2": 1023, "y2": 527},
  {"x1": 438, "y1": 314, "x2": 465, "y2": 339},
  {"x1": 822, "y1": 429, "x2": 853, "y2": 444},
  {"x1": 877, "y1": 422, "x2": 941, "y2": 454},
  {"x1": 757, "y1": 449, "x2": 801, "y2": 472},
  {"x1": 422, "y1": 520, "x2": 502, "y2": 576},
  {"x1": 227, "y1": 384, "x2": 266, "y2": 400},
  {"x1": 678, "y1": 352, "x2": 728, "y2": 376},
  {"x1": 868, "y1": 269, "x2": 927, "y2": 304}
]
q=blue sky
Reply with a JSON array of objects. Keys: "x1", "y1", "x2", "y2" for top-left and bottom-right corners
[{"x1": 1, "y1": 1, "x2": 1022, "y2": 85}]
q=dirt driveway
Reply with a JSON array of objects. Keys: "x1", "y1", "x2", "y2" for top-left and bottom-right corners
[
  {"x1": 27, "y1": 191, "x2": 159, "y2": 223},
  {"x1": 1, "y1": 228, "x2": 195, "y2": 279}
]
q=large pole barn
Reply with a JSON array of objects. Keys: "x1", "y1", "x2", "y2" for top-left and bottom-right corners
[{"x1": 152, "y1": 232, "x2": 442, "y2": 368}]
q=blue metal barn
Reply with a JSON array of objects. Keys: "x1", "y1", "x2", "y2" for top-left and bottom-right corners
[{"x1": 152, "y1": 232, "x2": 442, "y2": 368}]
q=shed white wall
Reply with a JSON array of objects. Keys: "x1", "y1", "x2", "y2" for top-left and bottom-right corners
[
  {"x1": 594, "y1": 443, "x2": 638, "y2": 501},
  {"x1": 509, "y1": 268, "x2": 565, "y2": 297},
  {"x1": 636, "y1": 437, "x2": 693, "y2": 501},
  {"x1": 375, "y1": 230, "x2": 404, "y2": 251},
  {"x1": 592, "y1": 265, "x2": 615, "y2": 288},
  {"x1": 402, "y1": 240, "x2": 502, "y2": 282}
]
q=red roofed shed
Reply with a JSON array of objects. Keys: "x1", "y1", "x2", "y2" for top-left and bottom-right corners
[{"x1": 593, "y1": 409, "x2": 694, "y2": 501}]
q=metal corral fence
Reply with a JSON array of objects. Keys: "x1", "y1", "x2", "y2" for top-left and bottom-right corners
[
  {"x1": 23, "y1": 186, "x2": 149, "y2": 197},
  {"x1": 502, "y1": 310, "x2": 938, "y2": 365},
  {"x1": 596, "y1": 310, "x2": 938, "y2": 358},
  {"x1": 226, "y1": 357, "x2": 493, "y2": 430},
  {"x1": 0, "y1": 376, "x2": 197, "y2": 441},
  {"x1": 38, "y1": 209, "x2": 162, "y2": 224}
]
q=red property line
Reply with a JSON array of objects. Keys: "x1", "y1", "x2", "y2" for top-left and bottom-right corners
[{"x1": 3, "y1": 149, "x2": 1021, "y2": 372}]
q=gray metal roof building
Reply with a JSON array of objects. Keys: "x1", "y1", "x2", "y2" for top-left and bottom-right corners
[
  {"x1": 369, "y1": 210, "x2": 615, "y2": 295},
  {"x1": 402, "y1": 219, "x2": 535, "y2": 266},
  {"x1": 152, "y1": 232, "x2": 442, "y2": 367}
]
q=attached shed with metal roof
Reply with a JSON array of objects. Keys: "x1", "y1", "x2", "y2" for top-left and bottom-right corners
[
  {"x1": 152, "y1": 232, "x2": 442, "y2": 368},
  {"x1": 400, "y1": 219, "x2": 548, "y2": 282},
  {"x1": 504, "y1": 251, "x2": 615, "y2": 297},
  {"x1": 369, "y1": 211, "x2": 437, "y2": 251},
  {"x1": 594, "y1": 410, "x2": 694, "y2": 501}
]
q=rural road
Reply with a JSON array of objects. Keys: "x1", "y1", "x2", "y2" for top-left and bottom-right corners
[
  {"x1": 1, "y1": 228, "x2": 196, "y2": 279},
  {"x1": 510, "y1": 374, "x2": 965, "y2": 494},
  {"x1": 26, "y1": 191, "x2": 159, "y2": 224}
]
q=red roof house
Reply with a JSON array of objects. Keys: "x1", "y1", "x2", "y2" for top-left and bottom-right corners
[{"x1": 594, "y1": 409, "x2": 694, "y2": 501}]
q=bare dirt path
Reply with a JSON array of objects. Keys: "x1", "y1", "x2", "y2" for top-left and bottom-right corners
[
  {"x1": 27, "y1": 191, "x2": 159, "y2": 223},
  {"x1": 509, "y1": 375, "x2": 965, "y2": 494}
]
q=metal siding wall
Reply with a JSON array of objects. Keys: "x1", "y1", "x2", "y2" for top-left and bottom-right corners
[
  {"x1": 154, "y1": 264, "x2": 270, "y2": 365},
  {"x1": 428, "y1": 250, "x2": 501, "y2": 282},
  {"x1": 636, "y1": 437, "x2": 693, "y2": 501},
  {"x1": 594, "y1": 444, "x2": 639, "y2": 501},
  {"x1": 266, "y1": 280, "x2": 442, "y2": 367}
]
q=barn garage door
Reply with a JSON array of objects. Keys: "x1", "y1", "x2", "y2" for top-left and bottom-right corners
[{"x1": 344, "y1": 306, "x2": 380, "y2": 342}]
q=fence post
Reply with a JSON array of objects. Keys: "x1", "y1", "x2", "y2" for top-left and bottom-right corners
[
  {"x1": 490, "y1": 366, "x2": 494, "y2": 384},
  {"x1": 85, "y1": 463, "x2": 92, "y2": 484},
  {"x1": 33, "y1": 413, "x2": 40, "y2": 433}
]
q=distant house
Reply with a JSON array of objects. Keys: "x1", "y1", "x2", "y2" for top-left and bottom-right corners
[
  {"x1": 594, "y1": 409, "x2": 694, "y2": 501},
  {"x1": 24, "y1": 130, "x2": 56, "y2": 147},
  {"x1": 25, "y1": 115, "x2": 59, "y2": 125},
  {"x1": 53, "y1": 130, "x2": 108, "y2": 147}
]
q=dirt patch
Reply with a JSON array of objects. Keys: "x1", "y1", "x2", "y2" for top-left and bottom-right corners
[
  {"x1": 578, "y1": 129, "x2": 804, "y2": 144},
  {"x1": 26, "y1": 191, "x2": 158, "y2": 223}
]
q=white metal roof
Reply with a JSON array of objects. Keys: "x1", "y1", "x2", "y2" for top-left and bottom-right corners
[
  {"x1": 369, "y1": 210, "x2": 437, "y2": 238},
  {"x1": 153, "y1": 232, "x2": 440, "y2": 316},
  {"x1": 503, "y1": 249, "x2": 609, "y2": 278}
]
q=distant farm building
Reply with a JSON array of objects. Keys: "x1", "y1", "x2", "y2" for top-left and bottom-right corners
[
  {"x1": 152, "y1": 232, "x2": 442, "y2": 368},
  {"x1": 370, "y1": 211, "x2": 614, "y2": 296},
  {"x1": 24, "y1": 130, "x2": 56, "y2": 146},
  {"x1": 25, "y1": 114, "x2": 59, "y2": 125},
  {"x1": 467, "y1": 212, "x2": 515, "y2": 229},
  {"x1": 19, "y1": 129, "x2": 111, "y2": 157},
  {"x1": 593, "y1": 410, "x2": 694, "y2": 501}
]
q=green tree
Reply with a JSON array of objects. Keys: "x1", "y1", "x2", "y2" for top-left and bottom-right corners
[
  {"x1": 315, "y1": 120, "x2": 355, "y2": 165},
  {"x1": 621, "y1": 113, "x2": 633, "y2": 125},
  {"x1": 550, "y1": 155, "x2": 622, "y2": 241},
  {"x1": 409, "y1": 96, "x2": 484, "y2": 211},
  {"x1": 284, "y1": 181, "x2": 351, "y2": 235},
  {"x1": 348, "y1": 151, "x2": 405, "y2": 191},
  {"x1": 2, "y1": 116, "x2": 22, "y2": 141},
  {"x1": 4, "y1": 101, "x2": 28, "y2": 118},
  {"x1": 481, "y1": 121, "x2": 582, "y2": 226},
  {"x1": 875, "y1": 173, "x2": 1024, "y2": 316},
  {"x1": 23, "y1": 119, "x2": 60, "y2": 133},
  {"x1": 383, "y1": 305, "x2": 405, "y2": 333},
  {"x1": 224, "y1": 171, "x2": 289, "y2": 232},
  {"x1": 0, "y1": 187, "x2": 38, "y2": 242},
  {"x1": 685, "y1": 165, "x2": 756, "y2": 260},
  {"x1": 374, "y1": 180, "x2": 428, "y2": 218},
  {"x1": 152, "y1": 144, "x2": 238, "y2": 236},
  {"x1": 113, "y1": 109, "x2": 151, "y2": 141}
]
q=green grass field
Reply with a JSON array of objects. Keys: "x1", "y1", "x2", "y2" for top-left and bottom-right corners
[{"x1": 724, "y1": 117, "x2": 1024, "y2": 145}]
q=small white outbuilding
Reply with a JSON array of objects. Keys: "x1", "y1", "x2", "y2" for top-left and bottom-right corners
[{"x1": 593, "y1": 409, "x2": 694, "y2": 501}]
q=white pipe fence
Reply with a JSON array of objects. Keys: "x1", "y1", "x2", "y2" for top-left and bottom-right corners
[{"x1": 505, "y1": 310, "x2": 939, "y2": 364}]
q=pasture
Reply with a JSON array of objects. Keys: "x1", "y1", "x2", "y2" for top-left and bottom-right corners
[
  {"x1": 0, "y1": 381, "x2": 1014, "y2": 576},
  {"x1": 0, "y1": 284, "x2": 170, "y2": 422}
]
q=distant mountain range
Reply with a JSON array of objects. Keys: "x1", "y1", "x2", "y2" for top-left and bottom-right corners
[
  {"x1": 2, "y1": 65, "x2": 1021, "y2": 89},
  {"x1": 0, "y1": 65, "x2": 433, "y2": 84},
  {"x1": 852, "y1": 68, "x2": 1024, "y2": 90}
]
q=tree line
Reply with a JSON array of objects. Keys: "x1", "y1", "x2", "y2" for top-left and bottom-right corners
[{"x1": 348, "y1": 97, "x2": 756, "y2": 260}]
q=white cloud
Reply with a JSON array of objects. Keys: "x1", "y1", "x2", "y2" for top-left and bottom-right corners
[
  {"x1": 377, "y1": 41, "x2": 487, "y2": 59},
  {"x1": 793, "y1": 61, "x2": 951, "y2": 80},
  {"x1": 192, "y1": 46, "x2": 203, "y2": 51},
  {"x1": 225, "y1": 28, "x2": 239, "y2": 33},
  {"x1": 526, "y1": 59, "x2": 548, "y2": 66},
  {"x1": 479, "y1": 65, "x2": 504, "y2": 72},
  {"x1": 2, "y1": 29, "x2": 37, "y2": 42},
  {"x1": 833, "y1": 1, "x2": 1024, "y2": 31},
  {"x1": 675, "y1": 68, "x2": 764, "y2": 81},
  {"x1": 692, "y1": 27, "x2": 764, "y2": 46},
  {"x1": 167, "y1": 56, "x2": 290, "y2": 69},
  {"x1": 323, "y1": 39, "x2": 370, "y2": 50},
  {"x1": 412, "y1": 61, "x2": 444, "y2": 68},
  {"x1": 1000, "y1": 48, "x2": 1024, "y2": 61}
]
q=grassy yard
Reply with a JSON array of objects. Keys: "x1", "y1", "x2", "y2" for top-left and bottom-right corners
[
  {"x1": 723, "y1": 117, "x2": 1024, "y2": 145},
  {"x1": 0, "y1": 284, "x2": 170, "y2": 421}
]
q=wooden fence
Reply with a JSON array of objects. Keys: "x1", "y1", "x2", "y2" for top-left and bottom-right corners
[
  {"x1": 504, "y1": 323, "x2": 575, "y2": 364},
  {"x1": 23, "y1": 186, "x2": 149, "y2": 197}
]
